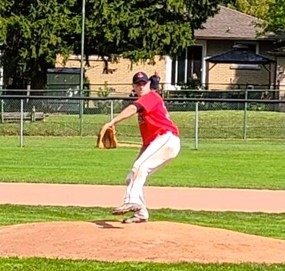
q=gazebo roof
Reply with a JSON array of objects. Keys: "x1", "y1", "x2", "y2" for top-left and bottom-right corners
[
  {"x1": 206, "y1": 44, "x2": 275, "y2": 64},
  {"x1": 268, "y1": 46, "x2": 285, "y2": 56}
]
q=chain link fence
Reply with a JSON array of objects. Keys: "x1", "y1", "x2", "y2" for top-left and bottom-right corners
[{"x1": 0, "y1": 89, "x2": 284, "y2": 147}]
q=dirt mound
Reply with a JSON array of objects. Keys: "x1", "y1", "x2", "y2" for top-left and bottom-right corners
[{"x1": 0, "y1": 221, "x2": 284, "y2": 263}]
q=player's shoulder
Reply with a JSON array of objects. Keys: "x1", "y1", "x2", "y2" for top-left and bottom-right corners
[
  {"x1": 138, "y1": 90, "x2": 161, "y2": 103},
  {"x1": 150, "y1": 90, "x2": 161, "y2": 97}
]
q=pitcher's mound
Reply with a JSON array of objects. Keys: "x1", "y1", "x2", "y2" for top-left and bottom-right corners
[{"x1": 0, "y1": 221, "x2": 284, "y2": 263}]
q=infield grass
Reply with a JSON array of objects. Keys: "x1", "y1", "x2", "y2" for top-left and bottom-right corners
[
  {"x1": 0, "y1": 258, "x2": 284, "y2": 271},
  {"x1": 0, "y1": 205, "x2": 284, "y2": 240},
  {"x1": 0, "y1": 136, "x2": 284, "y2": 189}
]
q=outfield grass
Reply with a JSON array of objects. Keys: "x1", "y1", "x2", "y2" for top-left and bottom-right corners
[
  {"x1": 0, "y1": 137, "x2": 284, "y2": 189},
  {"x1": 0, "y1": 110, "x2": 284, "y2": 139}
]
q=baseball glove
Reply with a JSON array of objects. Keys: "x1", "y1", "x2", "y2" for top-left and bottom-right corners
[{"x1": 96, "y1": 125, "x2": 118, "y2": 149}]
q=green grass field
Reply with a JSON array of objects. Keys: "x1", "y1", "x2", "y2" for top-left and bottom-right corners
[
  {"x1": 1, "y1": 205, "x2": 284, "y2": 239},
  {"x1": 0, "y1": 110, "x2": 284, "y2": 139},
  {"x1": 0, "y1": 136, "x2": 284, "y2": 189},
  {"x1": 1, "y1": 258, "x2": 284, "y2": 271}
]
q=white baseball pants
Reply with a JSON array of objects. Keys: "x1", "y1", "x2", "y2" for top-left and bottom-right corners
[{"x1": 123, "y1": 132, "x2": 181, "y2": 219}]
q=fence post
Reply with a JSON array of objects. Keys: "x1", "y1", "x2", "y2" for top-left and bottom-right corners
[
  {"x1": 110, "y1": 100, "x2": 114, "y2": 120},
  {"x1": 0, "y1": 99, "x2": 4, "y2": 123},
  {"x1": 19, "y1": 99, "x2": 24, "y2": 148},
  {"x1": 243, "y1": 89, "x2": 248, "y2": 140},
  {"x1": 26, "y1": 83, "x2": 31, "y2": 103},
  {"x1": 79, "y1": 97, "x2": 84, "y2": 136},
  {"x1": 31, "y1": 105, "x2": 36, "y2": 122},
  {"x1": 194, "y1": 102, "x2": 199, "y2": 150}
]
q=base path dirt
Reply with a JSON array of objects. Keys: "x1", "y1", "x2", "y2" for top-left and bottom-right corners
[
  {"x1": 1, "y1": 182, "x2": 285, "y2": 213},
  {"x1": 1, "y1": 182, "x2": 285, "y2": 264}
]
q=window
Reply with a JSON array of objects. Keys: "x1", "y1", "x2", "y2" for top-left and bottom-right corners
[{"x1": 171, "y1": 46, "x2": 202, "y2": 85}]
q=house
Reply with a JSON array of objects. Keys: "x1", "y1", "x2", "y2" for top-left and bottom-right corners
[
  {"x1": 268, "y1": 46, "x2": 285, "y2": 91},
  {"x1": 56, "y1": 6, "x2": 277, "y2": 96},
  {"x1": 172, "y1": 6, "x2": 276, "y2": 91}
]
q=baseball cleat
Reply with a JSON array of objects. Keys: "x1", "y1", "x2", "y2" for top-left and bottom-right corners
[
  {"x1": 112, "y1": 203, "x2": 142, "y2": 215},
  {"x1": 122, "y1": 216, "x2": 148, "y2": 224}
]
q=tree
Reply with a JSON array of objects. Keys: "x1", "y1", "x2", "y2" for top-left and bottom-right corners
[
  {"x1": 0, "y1": 0, "x2": 220, "y2": 89},
  {"x1": 0, "y1": 0, "x2": 79, "y2": 89},
  {"x1": 262, "y1": 0, "x2": 285, "y2": 35},
  {"x1": 79, "y1": 0, "x2": 220, "y2": 61},
  {"x1": 225, "y1": 0, "x2": 274, "y2": 19}
]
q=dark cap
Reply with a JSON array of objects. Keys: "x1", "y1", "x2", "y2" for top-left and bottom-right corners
[{"x1": 132, "y1": 72, "x2": 149, "y2": 84}]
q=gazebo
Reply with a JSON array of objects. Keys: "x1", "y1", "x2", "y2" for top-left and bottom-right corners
[{"x1": 206, "y1": 44, "x2": 276, "y2": 88}]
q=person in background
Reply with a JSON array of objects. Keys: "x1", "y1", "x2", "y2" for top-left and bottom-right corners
[
  {"x1": 149, "y1": 70, "x2": 161, "y2": 91},
  {"x1": 101, "y1": 71, "x2": 180, "y2": 224}
]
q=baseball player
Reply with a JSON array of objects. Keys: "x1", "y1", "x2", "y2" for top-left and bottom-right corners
[{"x1": 102, "y1": 71, "x2": 180, "y2": 223}]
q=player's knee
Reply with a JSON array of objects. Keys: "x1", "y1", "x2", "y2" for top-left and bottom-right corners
[{"x1": 133, "y1": 166, "x2": 149, "y2": 181}]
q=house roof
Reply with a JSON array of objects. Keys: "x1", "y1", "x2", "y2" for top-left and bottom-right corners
[
  {"x1": 206, "y1": 44, "x2": 275, "y2": 64},
  {"x1": 195, "y1": 6, "x2": 271, "y2": 40}
]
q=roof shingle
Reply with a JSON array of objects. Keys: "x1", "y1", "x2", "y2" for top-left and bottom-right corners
[{"x1": 195, "y1": 6, "x2": 265, "y2": 40}]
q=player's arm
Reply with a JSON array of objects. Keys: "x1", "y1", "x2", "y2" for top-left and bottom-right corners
[{"x1": 104, "y1": 104, "x2": 138, "y2": 128}]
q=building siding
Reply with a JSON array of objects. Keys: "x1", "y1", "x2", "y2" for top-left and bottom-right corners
[{"x1": 56, "y1": 55, "x2": 166, "y2": 96}]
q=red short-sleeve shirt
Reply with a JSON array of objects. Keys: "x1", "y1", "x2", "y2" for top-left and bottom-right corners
[{"x1": 134, "y1": 91, "x2": 179, "y2": 146}]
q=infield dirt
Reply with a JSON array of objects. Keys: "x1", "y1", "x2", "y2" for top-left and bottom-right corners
[{"x1": 0, "y1": 182, "x2": 285, "y2": 263}]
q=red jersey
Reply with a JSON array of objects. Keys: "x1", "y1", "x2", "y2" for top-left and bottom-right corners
[{"x1": 134, "y1": 91, "x2": 179, "y2": 146}]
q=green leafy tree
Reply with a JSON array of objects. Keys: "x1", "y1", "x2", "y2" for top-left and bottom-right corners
[
  {"x1": 79, "y1": 0, "x2": 220, "y2": 62},
  {"x1": 0, "y1": 0, "x2": 79, "y2": 89},
  {"x1": 219, "y1": 0, "x2": 235, "y2": 6},
  {"x1": 225, "y1": 0, "x2": 274, "y2": 19},
  {"x1": 0, "y1": 0, "x2": 220, "y2": 89},
  {"x1": 262, "y1": 0, "x2": 285, "y2": 34}
]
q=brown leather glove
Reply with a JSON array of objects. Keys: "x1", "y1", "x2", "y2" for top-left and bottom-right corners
[{"x1": 96, "y1": 126, "x2": 118, "y2": 149}]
